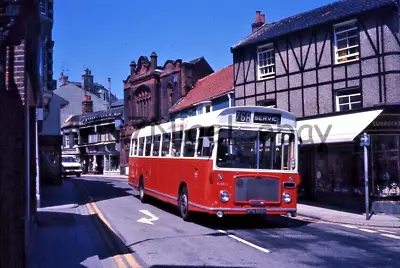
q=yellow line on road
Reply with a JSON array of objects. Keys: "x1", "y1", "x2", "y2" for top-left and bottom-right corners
[
  {"x1": 86, "y1": 200, "x2": 141, "y2": 268},
  {"x1": 86, "y1": 202, "x2": 127, "y2": 268}
]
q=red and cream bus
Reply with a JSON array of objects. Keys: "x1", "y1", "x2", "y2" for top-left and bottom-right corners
[{"x1": 128, "y1": 106, "x2": 299, "y2": 221}]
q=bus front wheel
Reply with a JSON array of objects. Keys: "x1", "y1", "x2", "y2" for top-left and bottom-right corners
[{"x1": 178, "y1": 186, "x2": 191, "y2": 221}]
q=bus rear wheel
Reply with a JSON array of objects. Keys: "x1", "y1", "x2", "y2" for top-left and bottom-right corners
[
  {"x1": 139, "y1": 179, "x2": 146, "y2": 203},
  {"x1": 178, "y1": 186, "x2": 191, "y2": 221}
]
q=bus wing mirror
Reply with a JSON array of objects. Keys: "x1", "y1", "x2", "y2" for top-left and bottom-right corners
[{"x1": 298, "y1": 137, "x2": 303, "y2": 146}]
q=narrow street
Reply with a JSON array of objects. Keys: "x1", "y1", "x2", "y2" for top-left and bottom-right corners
[{"x1": 68, "y1": 176, "x2": 400, "y2": 268}]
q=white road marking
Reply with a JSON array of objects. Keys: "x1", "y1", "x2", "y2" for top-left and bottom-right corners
[
  {"x1": 358, "y1": 228, "x2": 378, "y2": 233},
  {"x1": 217, "y1": 230, "x2": 270, "y2": 253},
  {"x1": 340, "y1": 224, "x2": 400, "y2": 240},
  {"x1": 137, "y1": 210, "x2": 159, "y2": 225},
  {"x1": 341, "y1": 224, "x2": 359, "y2": 229},
  {"x1": 377, "y1": 229, "x2": 397, "y2": 234},
  {"x1": 381, "y1": 234, "x2": 400, "y2": 240}
]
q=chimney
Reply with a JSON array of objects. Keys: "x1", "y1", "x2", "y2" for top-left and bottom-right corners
[
  {"x1": 82, "y1": 67, "x2": 94, "y2": 92},
  {"x1": 59, "y1": 72, "x2": 68, "y2": 86},
  {"x1": 82, "y1": 95, "x2": 93, "y2": 115},
  {"x1": 251, "y1": 11, "x2": 265, "y2": 33},
  {"x1": 150, "y1": 52, "x2": 158, "y2": 70}
]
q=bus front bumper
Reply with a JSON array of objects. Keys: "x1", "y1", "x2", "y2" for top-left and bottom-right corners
[{"x1": 189, "y1": 202, "x2": 297, "y2": 217}]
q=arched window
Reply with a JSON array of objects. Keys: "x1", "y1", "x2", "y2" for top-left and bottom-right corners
[
  {"x1": 167, "y1": 83, "x2": 174, "y2": 108},
  {"x1": 134, "y1": 86, "x2": 151, "y2": 119}
]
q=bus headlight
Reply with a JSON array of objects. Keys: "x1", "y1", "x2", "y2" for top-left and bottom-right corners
[
  {"x1": 220, "y1": 190, "x2": 230, "y2": 203},
  {"x1": 283, "y1": 192, "x2": 292, "y2": 203}
]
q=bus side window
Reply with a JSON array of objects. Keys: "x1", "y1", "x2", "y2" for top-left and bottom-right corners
[
  {"x1": 172, "y1": 131, "x2": 183, "y2": 157},
  {"x1": 197, "y1": 127, "x2": 214, "y2": 157},
  {"x1": 129, "y1": 139, "x2": 134, "y2": 157},
  {"x1": 183, "y1": 128, "x2": 196, "y2": 157},
  {"x1": 161, "y1": 133, "x2": 170, "y2": 156},
  {"x1": 145, "y1": 136, "x2": 152, "y2": 156},
  {"x1": 138, "y1": 137, "x2": 145, "y2": 156},
  {"x1": 131, "y1": 139, "x2": 137, "y2": 156},
  {"x1": 153, "y1": 135, "x2": 161, "y2": 156},
  {"x1": 134, "y1": 139, "x2": 139, "y2": 156}
]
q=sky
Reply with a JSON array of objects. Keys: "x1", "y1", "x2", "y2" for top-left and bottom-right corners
[{"x1": 52, "y1": 0, "x2": 337, "y2": 100}]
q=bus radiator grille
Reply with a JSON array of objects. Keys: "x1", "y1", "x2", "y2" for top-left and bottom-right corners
[{"x1": 234, "y1": 177, "x2": 280, "y2": 202}]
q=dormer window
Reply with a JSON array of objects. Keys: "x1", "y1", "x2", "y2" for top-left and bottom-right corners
[{"x1": 257, "y1": 43, "x2": 275, "y2": 80}]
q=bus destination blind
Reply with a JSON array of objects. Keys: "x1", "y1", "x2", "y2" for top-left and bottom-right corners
[{"x1": 236, "y1": 111, "x2": 281, "y2": 124}]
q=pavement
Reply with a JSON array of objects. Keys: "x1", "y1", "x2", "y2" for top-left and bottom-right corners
[
  {"x1": 297, "y1": 202, "x2": 400, "y2": 228},
  {"x1": 28, "y1": 178, "x2": 141, "y2": 268},
  {"x1": 30, "y1": 176, "x2": 400, "y2": 268}
]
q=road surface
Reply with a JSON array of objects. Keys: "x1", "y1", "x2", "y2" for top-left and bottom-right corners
[{"x1": 73, "y1": 176, "x2": 400, "y2": 268}]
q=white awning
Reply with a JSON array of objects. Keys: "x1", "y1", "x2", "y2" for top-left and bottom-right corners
[{"x1": 297, "y1": 109, "x2": 384, "y2": 144}]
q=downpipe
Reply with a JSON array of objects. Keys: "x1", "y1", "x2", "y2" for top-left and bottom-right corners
[{"x1": 24, "y1": 71, "x2": 31, "y2": 258}]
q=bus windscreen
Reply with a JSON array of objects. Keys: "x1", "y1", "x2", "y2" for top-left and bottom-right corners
[{"x1": 216, "y1": 129, "x2": 296, "y2": 171}]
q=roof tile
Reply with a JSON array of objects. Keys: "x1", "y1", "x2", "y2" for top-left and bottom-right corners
[
  {"x1": 170, "y1": 65, "x2": 233, "y2": 113},
  {"x1": 232, "y1": 0, "x2": 398, "y2": 50}
]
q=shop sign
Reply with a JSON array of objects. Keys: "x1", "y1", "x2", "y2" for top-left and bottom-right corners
[{"x1": 366, "y1": 113, "x2": 400, "y2": 133}]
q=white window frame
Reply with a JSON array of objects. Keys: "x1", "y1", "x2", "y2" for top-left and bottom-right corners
[
  {"x1": 257, "y1": 43, "x2": 275, "y2": 80},
  {"x1": 335, "y1": 88, "x2": 362, "y2": 112},
  {"x1": 333, "y1": 19, "x2": 360, "y2": 64},
  {"x1": 203, "y1": 103, "x2": 212, "y2": 113},
  {"x1": 65, "y1": 135, "x2": 70, "y2": 148}
]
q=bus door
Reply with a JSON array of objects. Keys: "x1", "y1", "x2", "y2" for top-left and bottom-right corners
[{"x1": 194, "y1": 127, "x2": 215, "y2": 203}]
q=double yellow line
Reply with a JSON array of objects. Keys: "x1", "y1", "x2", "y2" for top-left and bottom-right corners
[{"x1": 85, "y1": 198, "x2": 141, "y2": 268}]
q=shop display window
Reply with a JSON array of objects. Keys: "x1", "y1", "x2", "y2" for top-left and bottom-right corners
[
  {"x1": 370, "y1": 135, "x2": 400, "y2": 197},
  {"x1": 314, "y1": 145, "x2": 361, "y2": 195}
]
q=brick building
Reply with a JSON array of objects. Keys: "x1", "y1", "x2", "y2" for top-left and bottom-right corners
[
  {"x1": 231, "y1": 0, "x2": 400, "y2": 214},
  {"x1": 0, "y1": 0, "x2": 53, "y2": 266},
  {"x1": 120, "y1": 52, "x2": 214, "y2": 174}
]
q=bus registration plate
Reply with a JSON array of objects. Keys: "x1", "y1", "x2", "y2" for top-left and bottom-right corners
[{"x1": 246, "y1": 208, "x2": 267, "y2": 215}]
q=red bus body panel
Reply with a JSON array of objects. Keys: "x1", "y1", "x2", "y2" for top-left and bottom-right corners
[{"x1": 128, "y1": 156, "x2": 298, "y2": 216}]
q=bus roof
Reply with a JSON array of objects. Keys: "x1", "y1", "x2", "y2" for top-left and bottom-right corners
[{"x1": 131, "y1": 106, "x2": 296, "y2": 138}]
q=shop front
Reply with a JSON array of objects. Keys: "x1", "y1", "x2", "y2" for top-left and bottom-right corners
[
  {"x1": 80, "y1": 143, "x2": 120, "y2": 175},
  {"x1": 364, "y1": 107, "x2": 400, "y2": 215},
  {"x1": 297, "y1": 106, "x2": 400, "y2": 215}
]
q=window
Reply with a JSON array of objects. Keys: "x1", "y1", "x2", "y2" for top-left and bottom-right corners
[
  {"x1": 130, "y1": 139, "x2": 135, "y2": 156},
  {"x1": 257, "y1": 44, "x2": 275, "y2": 79},
  {"x1": 153, "y1": 135, "x2": 161, "y2": 156},
  {"x1": 183, "y1": 129, "x2": 197, "y2": 157},
  {"x1": 133, "y1": 139, "x2": 138, "y2": 156},
  {"x1": 145, "y1": 136, "x2": 152, "y2": 156},
  {"x1": 65, "y1": 135, "x2": 70, "y2": 148},
  {"x1": 335, "y1": 88, "x2": 362, "y2": 111},
  {"x1": 161, "y1": 133, "x2": 171, "y2": 156},
  {"x1": 138, "y1": 137, "x2": 145, "y2": 156},
  {"x1": 257, "y1": 99, "x2": 276, "y2": 108},
  {"x1": 167, "y1": 83, "x2": 174, "y2": 108},
  {"x1": 171, "y1": 131, "x2": 183, "y2": 157},
  {"x1": 197, "y1": 127, "x2": 214, "y2": 157},
  {"x1": 334, "y1": 19, "x2": 359, "y2": 64},
  {"x1": 216, "y1": 129, "x2": 296, "y2": 170}
]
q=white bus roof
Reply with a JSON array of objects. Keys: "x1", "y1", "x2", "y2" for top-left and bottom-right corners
[{"x1": 131, "y1": 106, "x2": 296, "y2": 139}]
